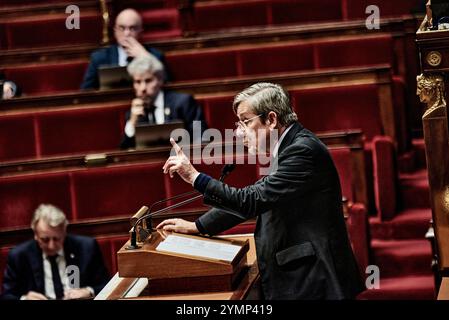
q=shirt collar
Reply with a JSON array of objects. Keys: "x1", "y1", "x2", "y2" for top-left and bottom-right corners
[
  {"x1": 154, "y1": 90, "x2": 164, "y2": 109},
  {"x1": 272, "y1": 124, "x2": 294, "y2": 158},
  {"x1": 117, "y1": 46, "x2": 128, "y2": 67},
  {"x1": 43, "y1": 249, "x2": 64, "y2": 260}
]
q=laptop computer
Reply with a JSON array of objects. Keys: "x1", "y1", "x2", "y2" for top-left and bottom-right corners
[
  {"x1": 98, "y1": 65, "x2": 132, "y2": 90},
  {"x1": 135, "y1": 121, "x2": 186, "y2": 148}
]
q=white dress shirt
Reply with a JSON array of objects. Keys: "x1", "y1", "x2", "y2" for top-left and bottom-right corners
[
  {"x1": 124, "y1": 91, "x2": 165, "y2": 137},
  {"x1": 117, "y1": 46, "x2": 128, "y2": 67}
]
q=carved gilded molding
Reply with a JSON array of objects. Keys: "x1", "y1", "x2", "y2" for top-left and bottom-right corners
[{"x1": 417, "y1": 73, "x2": 447, "y2": 118}]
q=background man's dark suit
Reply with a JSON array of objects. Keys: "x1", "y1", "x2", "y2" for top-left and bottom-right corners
[
  {"x1": 80, "y1": 44, "x2": 165, "y2": 90},
  {"x1": 120, "y1": 90, "x2": 207, "y2": 149},
  {"x1": 195, "y1": 122, "x2": 365, "y2": 299},
  {"x1": 1, "y1": 234, "x2": 110, "y2": 300}
]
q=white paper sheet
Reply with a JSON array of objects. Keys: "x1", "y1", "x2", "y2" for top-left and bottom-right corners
[{"x1": 156, "y1": 234, "x2": 241, "y2": 262}]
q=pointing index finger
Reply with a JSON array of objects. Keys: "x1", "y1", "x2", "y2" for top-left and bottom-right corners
[{"x1": 170, "y1": 138, "x2": 183, "y2": 155}]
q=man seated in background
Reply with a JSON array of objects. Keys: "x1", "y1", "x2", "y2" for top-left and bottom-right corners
[
  {"x1": 1, "y1": 80, "x2": 21, "y2": 100},
  {"x1": 81, "y1": 8, "x2": 167, "y2": 90},
  {"x1": 120, "y1": 54, "x2": 207, "y2": 149},
  {"x1": 1, "y1": 204, "x2": 110, "y2": 300}
]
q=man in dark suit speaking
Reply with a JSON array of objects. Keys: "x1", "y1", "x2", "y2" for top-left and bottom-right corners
[
  {"x1": 80, "y1": 8, "x2": 165, "y2": 90},
  {"x1": 1, "y1": 204, "x2": 109, "y2": 300},
  {"x1": 120, "y1": 54, "x2": 207, "y2": 149},
  {"x1": 157, "y1": 83, "x2": 364, "y2": 299}
]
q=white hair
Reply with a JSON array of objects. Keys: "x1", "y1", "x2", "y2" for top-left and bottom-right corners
[
  {"x1": 31, "y1": 204, "x2": 68, "y2": 230},
  {"x1": 127, "y1": 54, "x2": 164, "y2": 79}
]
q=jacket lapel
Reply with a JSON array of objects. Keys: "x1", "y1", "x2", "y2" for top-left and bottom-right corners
[
  {"x1": 110, "y1": 45, "x2": 119, "y2": 65},
  {"x1": 277, "y1": 122, "x2": 303, "y2": 156},
  {"x1": 28, "y1": 241, "x2": 45, "y2": 293}
]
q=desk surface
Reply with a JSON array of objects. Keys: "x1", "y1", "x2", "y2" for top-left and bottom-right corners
[{"x1": 96, "y1": 234, "x2": 259, "y2": 300}]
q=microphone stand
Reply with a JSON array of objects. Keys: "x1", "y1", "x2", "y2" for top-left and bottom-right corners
[{"x1": 126, "y1": 164, "x2": 236, "y2": 250}]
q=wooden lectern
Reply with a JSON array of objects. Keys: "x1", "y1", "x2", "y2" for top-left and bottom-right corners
[
  {"x1": 117, "y1": 230, "x2": 250, "y2": 295},
  {"x1": 416, "y1": 5, "x2": 449, "y2": 299},
  {"x1": 95, "y1": 232, "x2": 259, "y2": 300}
]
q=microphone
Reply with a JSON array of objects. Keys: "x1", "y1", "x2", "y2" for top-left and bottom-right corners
[
  {"x1": 126, "y1": 163, "x2": 236, "y2": 250},
  {"x1": 219, "y1": 164, "x2": 236, "y2": 182}
]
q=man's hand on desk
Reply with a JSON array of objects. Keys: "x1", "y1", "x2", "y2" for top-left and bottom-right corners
[{"x1": 156, "y1": 218, "x2": 198, "y2": 234}]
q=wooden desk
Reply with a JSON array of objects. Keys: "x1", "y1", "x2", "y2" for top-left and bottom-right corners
[
  {"x1": 438, "y1": 277, "x2": 449, "y2": 300},
  {"x1": 95, "y1": 234, "x2": 260, "y2": 300}
]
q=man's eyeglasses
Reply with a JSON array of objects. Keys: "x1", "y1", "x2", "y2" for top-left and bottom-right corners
[
  {"x1": 235, "y1": 114, "x2": 263, "y2": 130},
  {"x1": 115, "y1": 25, "x2": 141, "y2": 33}
]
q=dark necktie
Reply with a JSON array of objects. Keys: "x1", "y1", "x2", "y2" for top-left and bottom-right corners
[
  {"x1": 48, "y1": 255, "x2": 64, "y2": 300},
  {"x1": 126, "y1": 56, "x2": 133, "y2": 64},
  {"x1": 145, "y1": 106, "x2": 157, "y2": 124}
]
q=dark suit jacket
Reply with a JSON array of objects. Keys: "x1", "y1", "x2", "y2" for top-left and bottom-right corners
[
  {"x1": 120, "y1": 90, "x2": 208, "y2": 149},
  {"x1": 1, "y1": 234, "x2": 110, "y2": 300},
  {"x1": 196, "y1": 122, "x2": 364, "y2": 300},
  {"x1": 80, "y1": 44, "x2": 165, "y2": 90}
]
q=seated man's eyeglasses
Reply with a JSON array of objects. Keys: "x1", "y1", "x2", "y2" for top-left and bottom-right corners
[{"x1": 115, "y1": 25, "x2": 141, "y2": 33}]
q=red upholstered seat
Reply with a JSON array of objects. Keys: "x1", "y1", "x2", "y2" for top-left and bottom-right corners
[
  {"x1": 316, "y1": 35, "x2": 394, "y2": 70},
  {"x1": 271, "y1": 0, "x2": 342, "y2": 25},
  {"x1": 0, "y1": 114, "x2": 36, "y2": 161},
  {"x1": 0, "y1": 171, "x2": 73, "y2": 229},
  {"x1": 291, "y1": 84, "x2": 382, "y2": 140},
  {"x1": 1, "y1": 12, "x2": 102, "y2": 49},
  {"x1": 198, "y1": 95, "x2": 235, "y2": 136},
  {"x1": 239, "y1": 42, "x2": 315, "y2": 75},
  {"x1": 37, "y1": 104, "x2": 127, "y2": 156},
  {"x1": 345, "y1": 203, "x2": 370, "y2": 277},
  {"x1": 344, "y1": 0, "x2": 422, "y2": 20},
  {"x1": 71, "y1": 163, "x2": 168, "y2": 220},
  {"x1": 166, "y1": 50, "x2": 238, "y2": 81},
  {"x1": 329, "y1": 148, "x2": 354, "y2": 203},
  {"x1": 140, "y1": 8, "x2": 181, "y2": 41},
  {"x1": 3, "y1": 60, "x2": 88, "y2": 95},
  {"x1": 193, "y1": 0, "x2": 269, "y2": 32},
  {"x1": 96, "y1": 237, "x2": 114, "y2": 277},
  {"x1": 0, "y1": 247, "x2": 11, "y2": 293},
  {"x1": 0, "y1": 0, "x2": 92, "y2": 6}
]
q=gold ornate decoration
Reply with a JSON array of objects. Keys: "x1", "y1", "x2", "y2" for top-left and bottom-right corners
[
  {"x1": 99, "y1": 0, "x2": 110, "y2": 45},
  {"x1": 427, "y1": 51, "x2": 443, "y2": 67},
  {"x1": 417, "y1": 73, "x2": 447, "y2": 117}
]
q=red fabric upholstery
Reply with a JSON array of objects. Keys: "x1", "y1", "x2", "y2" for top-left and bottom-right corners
[
  {"x1": 193, "y1": 1, "x2": 269, "y2": 32},
  {"x1": 37, "y1": 104, "x2": 127, "y2": 156},
  {"x1": 198, "y1": 95, "x2": 235, "y2": 136},
  {"x1": 271, "y1": 0, "x2": 342, "y2": 25},
  {"x1": 316, "y1": 35, "x2": 394, "y2": 70},
  {"x1": 4, "y1": 61, "x2": 88, "y2": 95},
  {"x1": 0, "y1": 114, "x2": 36, "y2": 161},
  {"x1": 2, "y1": 13, "x2": 102, "y2": 49},
  {"x1": 372, "y1": 136, "x2": 397, "y2": 221},
  {"x1": 110, "y1": 235, "x2": 130, "y2": 274},
  {"x1": 0, "y1": 171, "x2": 73, "y2": 229},
  {"x1": 329, "y1": 148, "x2": 354, "y2": 202},
  {"x1": 0, "y1": 247, "x2": 11, "y2": 293},
  {"x1": 166, "y1": 50, "x2": 238, "y2": 81},
  {"x1": 140, "y1": 8, "x2": 181, "y2": 41},
  {"x1": 239, "y1": 42, "x2": 314, "y2": 75},
  {"x1": 291, "y1": 84, "x2": 382, "y2": 140},
  {"x1": 96, "y1": 237, "x2": 114, "y2": 277},
  {"x1": 72, "y1": 163, "x2": 168, "y2": 220},
  {"x1": 0, "y1": 0, "x2": 91, "y2": 6},
  {"x1": 346, "y1": 203, "x2": 370, "y2": 277},
  {"x1": 344, "y1": 0, "x2": 422, "y2": 19}
]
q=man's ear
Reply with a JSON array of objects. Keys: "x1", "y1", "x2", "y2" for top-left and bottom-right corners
[{"x1": 267, "y1": 111, "x2": 277, "y2": 129}]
